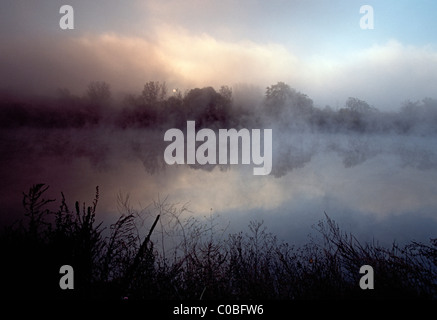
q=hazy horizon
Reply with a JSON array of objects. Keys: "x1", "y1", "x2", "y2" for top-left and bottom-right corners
[{"x1": 2, "y1": 1, "x2": 437, "y2": 110}]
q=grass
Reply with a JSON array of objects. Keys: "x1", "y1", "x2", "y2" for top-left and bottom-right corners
[{"x1": 0, "y1": 184, "x2": 436, "y2": 300}]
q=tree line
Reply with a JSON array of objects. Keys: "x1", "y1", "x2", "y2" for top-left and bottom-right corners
[{"x1": 1, "y1": 81, "x2": 437, "y2": 134}]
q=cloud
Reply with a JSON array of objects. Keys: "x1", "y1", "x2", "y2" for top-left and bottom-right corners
[
  {"x1": 1, "y1": 20, "x2": 437, "y2": 112},
  {"x1": 0, "y1": 27, "x2": 301, "y2": 96},
  {"x1": 153, "y1": 24, "x2": 300, "y2": 89},
  {"x1": 0, "y1": 33, "x2": 172, "y2": 95},
  {"x1": 303, "y1": 40, "x2": 437, "y2": 109}
]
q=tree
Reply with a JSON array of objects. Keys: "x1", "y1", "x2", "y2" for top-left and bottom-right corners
[
  {"x1": 345, "y1": 97, "x2": 377, "y2": 114},
  {"x1": 337, "y1": 97, "x2": 378, "y2": 132},
  {"x1": 219, "y1": 85, "x2": 232, "y2": 105},
  {"x1": 265, "y1": 82, "x2": 314, "y2": 119},
  {"x1": 86, "y1": 81, "x2": 111, "y2": 104},
  {"x1": 183, "y1": 86, "x2": 231, "y2": 127},
  {"x1": 265, "y1": 82, "x2": 292, "y2": 108},
  {"x1": 85, "y1": 81, "x2": 111, "y2": 124},
  {"x1": 142, "y1": 81, "x2": 167, "y2": 106}
]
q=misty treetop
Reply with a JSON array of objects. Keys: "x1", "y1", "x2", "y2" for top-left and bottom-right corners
[{"x1": 1, "y1": 80, "x2": 437, "y2": 135}]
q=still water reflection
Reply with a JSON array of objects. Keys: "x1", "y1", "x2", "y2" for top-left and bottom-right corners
[{"x1": 1, "y1": 127, "x2": 437, "y2": 246}]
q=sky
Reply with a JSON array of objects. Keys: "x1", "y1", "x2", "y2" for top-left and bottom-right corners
[{"x1": 1, "y1": 0, "x2": 437, "y2": 110}]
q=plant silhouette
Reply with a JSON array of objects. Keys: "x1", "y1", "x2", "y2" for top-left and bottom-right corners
[{"x1": 1, "y1": 184, "x2": 436, "y2": 300}]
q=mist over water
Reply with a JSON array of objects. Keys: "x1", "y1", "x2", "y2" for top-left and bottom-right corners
[{"x1": 2, "y1": 84, "x2": 437, "y2": 247}]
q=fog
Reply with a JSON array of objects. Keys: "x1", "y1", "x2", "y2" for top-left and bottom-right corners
[
  {"x1": 1, "y1": 83, "x2": 437, "y2": 247},
  {"x1": 2, "y1": 31, "x2": 437, "y2": 112}
]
